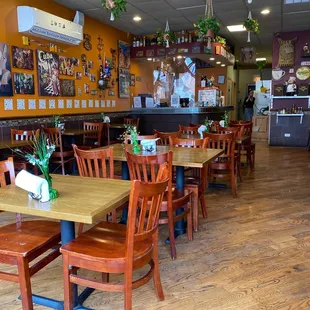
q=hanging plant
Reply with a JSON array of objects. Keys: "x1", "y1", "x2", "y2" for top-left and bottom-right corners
[
  {"x1": 156, "y1": 28, "x2": 177, "y2": 47},
  {"x1": 194, "y1": 16, "x2": 220, "y2": 42},
  {"x1": 215, "y1": 36, "x2": 226, "y2": 46},
  {"x1": 101, "y1": 0, "x2": 127, "y2": 21},
  {"x1": 243, "y1": 18, "x2": 259, "y2": 34}
]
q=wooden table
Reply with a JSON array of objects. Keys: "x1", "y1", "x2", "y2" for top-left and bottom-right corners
[
  {"x1": 180, "y1": 134, "x2": 249, "y2": 145},
  {"x1": 110, "y1": 144, "x2": 223, "y2": 235},
  {"x1": 62, "y1": 128, "x2": 99, "y2": 136},
  {"x1": 109, "y1": 123, "x2": 127, "y2": 129},
  {"x1": 0, "y1": 174, "x2": 131, "y2": 309},
  {"x1": 0, "y1": 140, "x2": 31, "y2": 150}
]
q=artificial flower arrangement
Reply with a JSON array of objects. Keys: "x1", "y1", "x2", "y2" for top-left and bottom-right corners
[
  {"x1": 243, "y1": 16, "x2": 259, "y2": 42},
  {"x1": 101, "y1": 0, "x2": 127, "y2": 21},
  {"x1": 204, "y1": 119, "x2": 213, "y2": 132},
  {"x1": 120, "y1": 125, "x2": 140, "y2": 154},
  {"x1": 52, "y1": 115, "x2": 61, "y2": 127},
  {"x1": 222, "y1": 111, "x2": 229, "y2": 127},
  {"x1": 15, "y1": 130, "x2": 59, "y2": 200}
]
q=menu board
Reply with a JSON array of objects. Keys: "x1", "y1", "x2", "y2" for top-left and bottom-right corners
[{"x1": 198, "y1": 89, "x2": 220, "y2": 106}]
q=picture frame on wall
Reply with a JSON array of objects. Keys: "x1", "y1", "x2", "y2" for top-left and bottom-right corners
[
  {"x1": 218, "y1": 75, "x2": 225, "y2": 85},
  {"x1": 119, "y1": 68, "x2": 130, "y2": 99},
  {"x1": 12, "y1": 46, "x2": 34, "y2": 70},
  {"x1": 14, "y1": 73, "x2": 35, "y2": 94},
  {"x1": 130, "y1": 74, "x2": 135, "y2": 87},
  {"x1": 0, "y1": 42, "x2": 13, "y2": 96},
  {"x1": 60, "y1": 79, "x2": 75, "y2": 97},
  {"x1": 118, "y1": 40, "x2": 130, "y2": 69}
]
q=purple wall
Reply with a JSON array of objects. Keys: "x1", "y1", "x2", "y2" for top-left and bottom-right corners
[{"x1": 272, "y1": 30, "x2": 310, "y2": 86}]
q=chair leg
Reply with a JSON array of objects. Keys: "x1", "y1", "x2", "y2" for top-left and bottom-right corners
[
  {"x1": 230, "y1": 170, "x2": 237, "y2": 198},
  {"x1": 187, "y1": 204, "x2": 193, "y2": 242},
  {"x1": 200, "y1": 193, "x2": 207, "y2": 219},
  {"x1": 152, "y1": 230, "x2": 164, "y2": 301},
  {"x1": 251, "y1": 146, "x2": 255, "y2": 171},
  {"x1": 111, "y1": 210, "x2": 117, "y2": 223},
  {"x1": 63, "y1": 255, "x2": 74, "y2": 310},
  {"x1": 17, "y1": 257, "x2": 33, "y2": 310},
  {"x1": 168, "y1": 211, "x2": 177, "y2": 259},
  {"x1": 102, "y1": 273, "x2": 110, "y2": 283},
  {"x1": 78, "y1": 223, "x2": 84, "y2": 236},
  {"x1": 124, "y1": 266, "x2": 133, "y2": 310},
  {"x1": 192, "y1": 189, "x2": 199, "y2": 232}
]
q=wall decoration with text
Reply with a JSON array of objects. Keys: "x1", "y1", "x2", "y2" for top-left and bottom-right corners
[
  {"x1": 0, "y1": 42, "x2": 13, "y2": 96},
  {"x1": 37, "y1": 50, "x2": 60, "y2": 96},
  {"x1": 119, "y1": 68, "x2": 130, "y2": 98},
  {"x1": 60, "y1": 79, "x2": 75, "y2": 97},
  {"x1": 14, "y1": 73, "x2": 35, "y2": 94},
  {"x1": 59, "y1": 56, "x2": 74, "y2": 76},
  {"x1": 12, "y1": 46, "x2": 34, "y2": 70},
  {"x1": 118, "y1": 40, "x2": 130, "y2": 69}
]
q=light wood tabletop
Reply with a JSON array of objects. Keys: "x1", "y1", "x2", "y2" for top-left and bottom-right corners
[
  {"x1": 0, "y1": 140, "x2": 32, "y2": 150},
  {"x1": 110, "y1": 144, "x2": 223, "y2": 168},
  {"x1": 180, "y1": 134, "x2": 249, "y2": 145},
  {"x1": 62, "y1": 129, "x2": 99, "y2": 136},
  {"x1": 109, "y1": 123, "x2": 127, "y2": 129},
  {"x1": 0, "y1": 175, "x2": 131, "y2": 224}
]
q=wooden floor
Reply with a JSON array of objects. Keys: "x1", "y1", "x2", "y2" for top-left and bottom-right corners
[{"x1": 1, "y1": 142, "x2": 310, "y2": 310}]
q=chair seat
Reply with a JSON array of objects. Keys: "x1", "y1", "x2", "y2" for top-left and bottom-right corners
[
  {"x1": 0, "y1": 220, "x2": 60, "y2": 257},
  {"x1": 61, "y1": 221, "x2": 152, "y2": 267}
]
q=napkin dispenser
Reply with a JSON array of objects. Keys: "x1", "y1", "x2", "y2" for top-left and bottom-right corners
[
  {"x1": 15, "y1": 170, "x2": 50, "y2": 203},
  {"x1": 198, "y1": 125, "x2": 207, "y2": 138},
  {"x1": 219, "y1": 120, "x2": 225, "y2": 127},
  {"x1": 141, "y1": 138, "x2": 160, "y2": 152},
  {"x1": 103, "y1": 116, "x2": 110, "y2": 123}
]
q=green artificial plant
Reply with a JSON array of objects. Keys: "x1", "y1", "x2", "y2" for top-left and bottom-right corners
[
  {"x1": 243, "y1": 18, "x2": 259, "y2": 34},
  {"x1": 194, "y1": 16, "x2": 220, "y2": 41},
  {"x1": 101, "y1": 0, "x2": 127, "y2": 20}
]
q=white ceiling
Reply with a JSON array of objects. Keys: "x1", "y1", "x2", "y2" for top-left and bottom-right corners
[{"x1": 54, "y1": 0, "x2": 310, "y2": 52}]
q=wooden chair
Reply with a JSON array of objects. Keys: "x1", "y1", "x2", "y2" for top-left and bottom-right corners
[
  {"x1": 179, "y1": 125, "x2": 199, "y2": 135},
  {"x1": 102, "y1": 123, "x2": 110, "y2": 146},
  {"x1": 189, "y1": 123, "x2": 201, "y2": 128},
  {"x1": 124, "y1": 118, "x2": 140, "y2": 130},
  {"x1": 10, "y1": 129, "x2": 40, "y2": 175},
  {"x1": 217, "y1": 126, "x2": 243, "y2": 182},
  {"x1": 83, "y1": 122, "x2": 104, "y2": 147},
  {"x1": 124, "y1": 134, "x2": 156, "y2": 144},
  {"x1": 60, "y1": 165, "x2": 169, "y2": 310},
  {"x1": 154, "y1": 130, "x2": 180, "y2": 145},
  {"x1": 169, "y1": 137, "x2": 208, "y2": 231},
  {"x1": 210, "y1": 121, "x2": 220, "y2": 133},
  {"x1": 230, "y1": 122, "x2": 255, "y2": 171},
  {"x1": 73, "y1": 145, "x2": 122, "y2": 234},
  {"x1": 203, "y1": 132, "x2": 237, "y2": 198},
  {"x1": 125, "y1": 149, "x2": 193, "y2": 259},
  {"x1": 0, "y1": 157, "x2": 61, "y2": 310},
  {"x1": 43, "y1": 128, "x2": 74, "y2": 175}
]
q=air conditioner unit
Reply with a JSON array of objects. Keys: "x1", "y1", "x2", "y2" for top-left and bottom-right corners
[{"x1": 17, "y1": 6, "x2": 83, "y2": 45}]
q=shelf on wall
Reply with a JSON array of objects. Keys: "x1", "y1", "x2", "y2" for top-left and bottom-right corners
[
  {"x1": 276, "y1": 113, "x2": 304, "y2": 124},
  {"x1": 272, "y1": 96, "x2": 310, "y2": 99}
]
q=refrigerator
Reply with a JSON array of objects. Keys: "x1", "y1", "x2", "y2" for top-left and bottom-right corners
[{"x1": 255, "y1": 80, "x2": 271, "y2": 115}]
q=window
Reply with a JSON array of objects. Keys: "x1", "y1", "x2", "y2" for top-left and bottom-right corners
[{"x1": 285, "y1": 0, "x2": 310, "y2": 4}]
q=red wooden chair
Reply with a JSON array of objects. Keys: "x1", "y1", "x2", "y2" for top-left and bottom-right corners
[
  {"x1": 60, "y1": 164, "x2": 169, "y2": 310},
  {"x1": 124, "y1": 134, "x2": 157, "y2": 144},
  {"x1": 169, "y1": 136, "x2": 209, "y2": 231},
  {"x1": 154, "y1": 130, "x2": 180, "y2": 145},
  {"x1": 203, "y1": 132, "x2": 237, "y2": 198},
  {"x1": 0, "y1": 157, "x2": 61, "y2": 310},
  {"x1": 124, "y1": 118, "x2": 140, "y2": 130},
  {"x1": 179, "y1": 125, "x2": 199, "y2": 135},
  {"x1": 43, "y1": 128, "x2": 74, "y2": 175},
  {"x1": 189, "y1": 123, "x2": 201, "y2": 128},
  {"x1": 83, "y1": 121, "x2": 104, "y2": 147},
  {"x1": 125, "y1": 149, "x2": 193, "y2": 259}
]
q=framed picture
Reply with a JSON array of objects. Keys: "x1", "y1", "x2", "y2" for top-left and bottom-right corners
[
  {"x1": 218, "y1": 75, "x2": 225, "y2": 85},
  {"x1": 0, "y1": 42, "x2": 13, "y2": 96},
  {"x1": 12, "y1": 46, "x2": 34, "y2": 70},
  {"x1": 118, "y1": 40, "x2": 130, "y2": 69},
  {"x1": 60, "y1": 79, "x2": 75, "y2": 97},
  {"x1": 59, "y1": 56, "x2": 74, "y2": 76},
  {"x1": 119, "y1": 68, "x2": 130, "y2": 98},
  {"x1": 130, "y1": 74, "x2": 135, "y2": 87},
  {"x1": 14, "y1": 73, "x2": 35, "y2": 94},
  {"x1": 240, "y1": 47, "x2": 256, "y2": 64},
  {"x1": 37, "y1": 50, "x2": 60, "y2": 96}
]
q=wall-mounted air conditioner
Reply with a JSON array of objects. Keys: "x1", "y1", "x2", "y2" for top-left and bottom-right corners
[{"x1": 17, "y1": 6, "x2": 83, "y2": 46}]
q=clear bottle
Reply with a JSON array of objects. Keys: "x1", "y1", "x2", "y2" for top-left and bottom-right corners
[
  {"x1": 133, "y1": 37, "x2": 136, "y2": 47},
  {"x1": 177, "y1": 32, "x2": 181, "y2": 44},
  {"x1": 188, "y1": 31, "x2": 192, "y2": 43},
  {"x1": 181, "y1": 30, "x2": 185, "y2": 43},
  {"x1": 185, "y1": 31, "x2": 188, "y2": 43}
]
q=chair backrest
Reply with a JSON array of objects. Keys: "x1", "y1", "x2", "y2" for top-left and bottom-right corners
[
  {"x1": 83, "y1": 122, "x2": 104, "y2": 146},
  {"x1": 125, "y1": 164, "x2": 169, "y2": 258},
  {"x1": 124, "y1": 118, "x2": 140, "y2": 130},
  {"x1": 204, "y1": 132, "x2": 235, "y2": 161},
  {"x1": 73, "y1": 144, "x2": 114, "y2": 179},
  {"x1": 11, "y1": 129, "x2": 39, "y2": 141},
  {"x1": 125, "y1": 148, "x2": 173, "y2": 184},
  {"x1": 210, "y1": 121, "x2": 220, "y2": 133},
  {"x1": 124, "y1": 134, "x2": 157, "y2": 145},
  {"x1": 169, "y1": 136, "x2": 208, "y2": 149},
  {"x1": 0, "y1": 157, "x2": 15, "y2": 187},
  {"x1": 179, "y1": 125, "x2": 199, "y2": 135},
  {"x1": 218, "y1": 126, "x2": 242, "y2": 138},
  {"x1": 189, "y1": 123, "x2": 201, "y2": 128},
  {"x1": 154, "y1": 130, "x2": 180, "y2": 145},
  {"x1": 43, "y1": 128, "x2": 63, "y2": 150},
  {"x1": 230, "y1": 120, "x2": 252, "y2": 125},
  {"x1": 229, "y1": 122, "x2": 252, "y2": 143}
]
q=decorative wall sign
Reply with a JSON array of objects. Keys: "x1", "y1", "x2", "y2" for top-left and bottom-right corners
[
  {"x1": 72, "y1": 57, "x2": 80, "y2": 66},
  {"x1": 178, "y1": 48, "x2": 188, "y2": 54},
  {"x1": 130, "y1": 74, "x2": 135, "y2": 87},
  {"x1": 110, "y1": 48, "x2": 116, "y2": 71},
  {"x1": 240, "y1": 47, "x2": 256, "y2": 64},
  {"x1": 83, "y1": 34, "x2": 92, "y2": 51},
  {"x1": 39, "y1": 99, "x2": 46, "y2": 109},
  {"x1": 168, "y1": 48, "x2": 177, "y2": 55},
  {"x1": 90, "y1": 74, "x2": 96, "y2": 82},
  {"x1": 135, "y1": 50, "x2": 144, "y2": 57},
  {"x1": 118, "y1": 40, "x2": 130, "y2": 69},
  {"x1": 12, "y1": 46, "x2": 34, "y2": 70},
  {"x1": 59, "y1": 56, "x2": 74, "y2": 76},
  {"x1": 60, "y1": 79, "x2": 75, "y2": 97},
  {"x1": 88, "y1": 61, "x2": 94, "y2": 69},
  {"x1": 192, "y1": 46, "x2": 201, "y2": 54},
  {"x1": 296, "y1": 66, "x2": 310, "y2": 80},
  {"x1": 146, "y1": 50, "x2": 155, "y2": 57},
  {"x1": 66, "y1": 99, "x2": 73, "y2": 108},
  {"x1": 118, "y1": 68, "x2": 130, "y2": 98},
  {"x1": 58, "y1": 99, "x2": 64, "y2": 109},
  {"x1": 272, "y1": 69, "x2": 286, "y2": 81},
  {"x1": 84, "y1": 83, "x2": 90, "y2": 94},
  {"x1": 76, "y1": 72, "x2": 82, "y2": 80},
  {"x1": 277, "y1": 37, "x2": 297, "y2": 68},
  {"x1": 14, "y1": 73, "x2": 35, "y2": 94},
  {"x1": 301, "y1": 61, "x2": 310, "y2": 66},
  {"x1": 37, "y1": 50, "x2": 60, "y2": 96},
  {"x1": 74, "y1": 100, "x2": 80, "y2": 108},
  {"x1": 108, "y1": 89, "x2": 115, "y2": 96},
  {"x1": 17, "y1": 99, "x2": 25, "y2": 110},
  {"x1": 157, "y1": 49, "x2": 166, "y2": 56},
  {"x1": 0, "y1": 42, "x2": 13, "y2": 96},
  {"x1": 4, "y1": 99, "x2": 13, "y2": 110}
]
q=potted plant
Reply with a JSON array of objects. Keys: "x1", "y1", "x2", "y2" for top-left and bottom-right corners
[
  {"x1": 215, "y1": 36, "x2": 226, "y2": 46},
  {"x1": 156, "y1": 28, "x2": 177, "y2": 47},
  {"x1": 256, "y1": 60, "x2": 267, "y2": 92},
  {"x1": 195, "y1": 16, "x2": 220, "y2": 42},
  {"x1": 243, "y1": 16, "x2": 259, "y2": 42},
  {"x1": 101, "y1": 0, "x2": 127, "y2": 21}
]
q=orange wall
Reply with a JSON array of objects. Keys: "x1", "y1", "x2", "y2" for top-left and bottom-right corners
[{"x1": 0, "y1": 0, "x2": 132, "y2": 118}]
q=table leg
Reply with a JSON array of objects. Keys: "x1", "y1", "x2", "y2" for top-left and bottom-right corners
[
  {"x1": 174, "y1": 166, "x2": 186, "y2": 235},
  {"x1": 119, "y1": 162, "x2": 129, "y2": 224}
]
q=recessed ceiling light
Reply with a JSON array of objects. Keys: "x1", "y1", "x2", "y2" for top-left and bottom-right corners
[
  {"x1": 261, "y1": 9, "x2": 270, "y2": 15},
  {"x1": 216, "y1": 61, "x2": 221, "y2": 64},
  {"x1": 221, "y1": 64, "x2": 226, "y2": 67},
  {"x1": 227, "y1": 25, "x2": 246, "y2": 32},
  {"x1": 147, "y1": 58, "x2": 152, "y2": 61},
  {"x1": 209, "y1": 58, "x2": 215, "y2": 61},
  {"x1": 133, "y1": 16, "x2": 142, "y2": 22},
  {"x1": 256, "y1": 57, "x2": 267, "y2": 61}
]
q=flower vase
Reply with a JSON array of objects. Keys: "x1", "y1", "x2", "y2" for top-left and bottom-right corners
[
  {"x1": 42, "y1": 169, "x2": 59, "y2": 200},
  {"x1": 132, "y1": 141, "x2": 140, "y2": 154}
]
